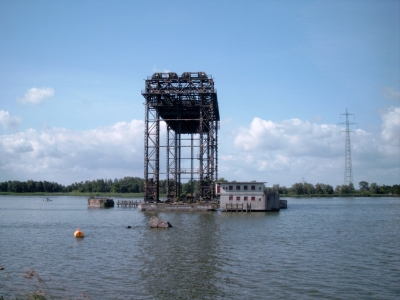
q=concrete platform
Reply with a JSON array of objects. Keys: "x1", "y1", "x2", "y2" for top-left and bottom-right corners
[
  {"x1": 88, "y1": 198, "x2": 114, "y2": 208},
  {"x1": 139, "y1": 202, "x2": 217, "y2": 212}
]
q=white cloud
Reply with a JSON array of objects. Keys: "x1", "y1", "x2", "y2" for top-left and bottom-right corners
[
  {"x1": 0, "y1": 110, "x2": 21, "y2": 129},
  {"x1": 1, "y1": 108, "x2": 399, "y2": 187},
  {"x1": 17, "y1": 87, "x2": 55, "y2": 105},
  {"x1": 226, "y1": 109, "x2": 400, "y2": 186},
  {"x1": 0, "y1": 119, "x2": 144, "y2": 184},
  {"x1": 234, "y1": 117, "x2": 341, "y2": 157},
  {"x1": 380, "y1": 106, "x2": 400, "y2": 147}
]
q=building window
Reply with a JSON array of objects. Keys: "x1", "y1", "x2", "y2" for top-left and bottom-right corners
[
  {"x1": 251, "y1": 185, "x2": 255, "y2": 190},
  {"x1": 244, "y1": 196, "x2": 248, "y2": 201},
  {"x1": 259, "y1": 187, "x2": 261, "y2": 190},
  {"x1": 236, "y1": 185, "x2": 240, "y2": 190},
  {"x1": 229, "y1": 196, "x2": 233, "y2": 201},
  {"x1": 229, "y1": 186, "x2": 233, "y2": 190},
  {"x1": 236, "y1": 196, "x2": 240, "y2": 201},
  {"x1": 251, "y1": 196, "x2": 255, "y2": 201},
  {"x1": 244, "y1": 185, "x2": 248, "y2": 190}
]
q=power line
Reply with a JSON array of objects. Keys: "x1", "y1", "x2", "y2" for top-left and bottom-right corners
[{"x1": 338, "y1": 109, "x2": 357, "y2": 185}]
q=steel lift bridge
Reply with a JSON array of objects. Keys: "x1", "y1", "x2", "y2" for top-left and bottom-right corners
[{"x1": 142, "y1": 72, "x2": 220, "y2": 202}]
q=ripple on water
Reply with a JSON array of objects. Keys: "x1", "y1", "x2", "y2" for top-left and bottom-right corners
[{"x1": 0, "y1": 196, "x2": 399, "y2": 299}]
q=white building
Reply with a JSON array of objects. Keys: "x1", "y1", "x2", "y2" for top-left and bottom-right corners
[{"x1": 216, "y1": 182, "x2": 280, "y2": 211}]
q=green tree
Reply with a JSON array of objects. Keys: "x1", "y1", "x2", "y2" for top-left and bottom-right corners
[
  {"x1": 315, "y1": 183, "x2": 323, "y2": 194},
  {"x1": 304, "y1": 183, "x2": 316, "y2": 195},
  {"x1": 111, "y1": 178, "x2": 120, "y2": 193},
  {"x1": 340, "y1": 185, "x2": 350, "y2": 194},
  {"x1": 26, "y1": 180, "x2": 35, "y2": 192},
  {"x1": 369, "y1": 182, "x2": 378, "y2": 194},
  {"x1": 280, "y1": 185, "x2": 288, "y2": 194},
  {"x1": 349, "y1": 182, "x2": 355, "y2": 192},
  {"x1": 324, "y1": 184, "x2": 334, "y2": 194},
  {"x1": 217, "y1": 177, "x2": 229, "y2": 183},
  {"x1": 36, "y1": 181, "x2": 44, "y2": 192},
  {"x1": 0, "y1": 182, "x2": 7, "y2": 192},
  {"x1": 379, "y1": 185, "x2": 391, "y2": 194},
  {"x1": 334, "y1": 185, "x2": 341, "y2": 194},
  {"x1": 272, "y1": 184, "x2": 280, "y2": 193},
  {"x1": 359, "y1": 181, "x2": 369, "y2": 191},
  {"x1": 290, "y1": 183, "x2": 304, "y2": 195},
  {"x1": 8, "y1": 181, "x2": 22, "y2": 193},
  {"x1": 392, "y1": 184, "x2": 400, "y2": 195}
]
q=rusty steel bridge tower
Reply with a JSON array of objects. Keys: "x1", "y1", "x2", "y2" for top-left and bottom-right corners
[{"x1": 142, "y1": 72, "x2": 220, "y2": 202}]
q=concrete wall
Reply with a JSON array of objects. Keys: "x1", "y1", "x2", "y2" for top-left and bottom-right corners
[
  {"x1": 216, "y1": 182, "x2": 267, "y2": 211},
  {"x1": 266, "y1": 193, "x2": 280, "y2": 211},
  {"x1": 216, "y1": 182, "x2": 265, "y2": 195},
  {"x1": 216, "y1": 182, "x2": 281, "y2": 211},
  {"x1": 220, "y1": 193, "x2": 266, "y2": 211},
  {"x1": 87, "y1": 198, "x2": 114, "y2": 208}
]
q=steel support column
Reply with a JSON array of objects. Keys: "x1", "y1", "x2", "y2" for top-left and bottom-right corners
[{"x1": 142, "y1": 72, "x2": 219, "y2": 202}]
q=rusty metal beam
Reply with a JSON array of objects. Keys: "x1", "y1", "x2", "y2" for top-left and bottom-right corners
[{"x1": 142, "y1": 72, "x2": 219, "y2": 202}]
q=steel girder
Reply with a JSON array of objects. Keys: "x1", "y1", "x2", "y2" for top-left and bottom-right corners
[
  {"x1": 143, "y1": 103, "x2": 159, "y2": 201},
  {"x1": 142, "y1": 72, "x2": 219, "y2": 202}
]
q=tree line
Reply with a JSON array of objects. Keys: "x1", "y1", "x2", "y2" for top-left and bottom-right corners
[
  {"x1": 0, "y1": 177, "x2": 144, "y2": 194},
  {"x1": 0, "y1": 177, "x2": 189, "y2": 194},
  {"x1": 265, "y1": 181, "x2": 399, "y2": 196},
  {"x1": 0, "y1": 178, "x2": 398, "y2": 196}
]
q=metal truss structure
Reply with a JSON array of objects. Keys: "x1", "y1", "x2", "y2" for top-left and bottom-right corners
[
  {"x1": 338, "y1": 109, "x2": 357, "y2": 185},
  {"x1": 142, "y1": 72, "x2": 220, "y2": 202}
]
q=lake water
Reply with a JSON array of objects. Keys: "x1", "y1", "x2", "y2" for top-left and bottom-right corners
[{"x1": 0, "y1": 196, "x2": 399, "y2": 299}]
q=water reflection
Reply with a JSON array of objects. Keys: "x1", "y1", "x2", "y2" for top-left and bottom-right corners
[
  {"x1": 1, "y1": 196, "x2": 399, "y2": 299},
  {"x1": 138, "y1": 212, "x2": 224, "y2": 299}
]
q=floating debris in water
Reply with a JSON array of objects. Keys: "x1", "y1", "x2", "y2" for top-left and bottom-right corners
[{"x1": 23, "y1": 269, "x2": 44, "y2": 283}]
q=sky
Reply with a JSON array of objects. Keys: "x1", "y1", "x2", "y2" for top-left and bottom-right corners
[{"x1": 0, "y1": 0, "x2": 399, "y2": 188}]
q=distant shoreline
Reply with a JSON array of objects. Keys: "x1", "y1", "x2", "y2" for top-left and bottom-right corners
[
  {"x1": 280, "y1": 194, "x2": 399, "y2": 198},
  {"x1": 0, "y1": 192, "x2": 398, "y2": 198},
  {"x1": 0, "y1": 192, "x2": 144, "y2": 198}
]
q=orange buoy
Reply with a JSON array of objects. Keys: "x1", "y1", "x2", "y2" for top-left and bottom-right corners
[{"x1": 74, "y1": 229, "x2": 84, "y2": 238}]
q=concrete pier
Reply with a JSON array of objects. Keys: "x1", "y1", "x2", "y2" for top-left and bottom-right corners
[
  {"x1": 116, "y1": 200, "x2": 139, "y2": 208},
  {"x1": 88, "y1": 198, "x2": 114, "y2": 208},
  {"x1": 279, "y1": 200, "x2": 288, "y2": 209}
]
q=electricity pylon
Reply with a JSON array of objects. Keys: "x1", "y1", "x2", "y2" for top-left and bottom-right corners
[{"x1": 338, "y1": 109, "x2": 357, "y2": 185}]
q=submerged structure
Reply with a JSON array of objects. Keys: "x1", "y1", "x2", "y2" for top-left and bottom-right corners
[
  {"x1": 87, "y1": 198, "x2": 114, "y2": 208},
  {"x1": 142, "y1": 72, "x2": 220, "y2": 202}
]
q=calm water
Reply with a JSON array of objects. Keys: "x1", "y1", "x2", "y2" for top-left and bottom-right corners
[{"x1": 0, "y1": 196, "x2": 399, "y2": 299}]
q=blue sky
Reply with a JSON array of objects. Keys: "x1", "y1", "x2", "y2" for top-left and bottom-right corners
[{"x1": 0, "y1": 0, "x2": 399, "y2": 188}]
